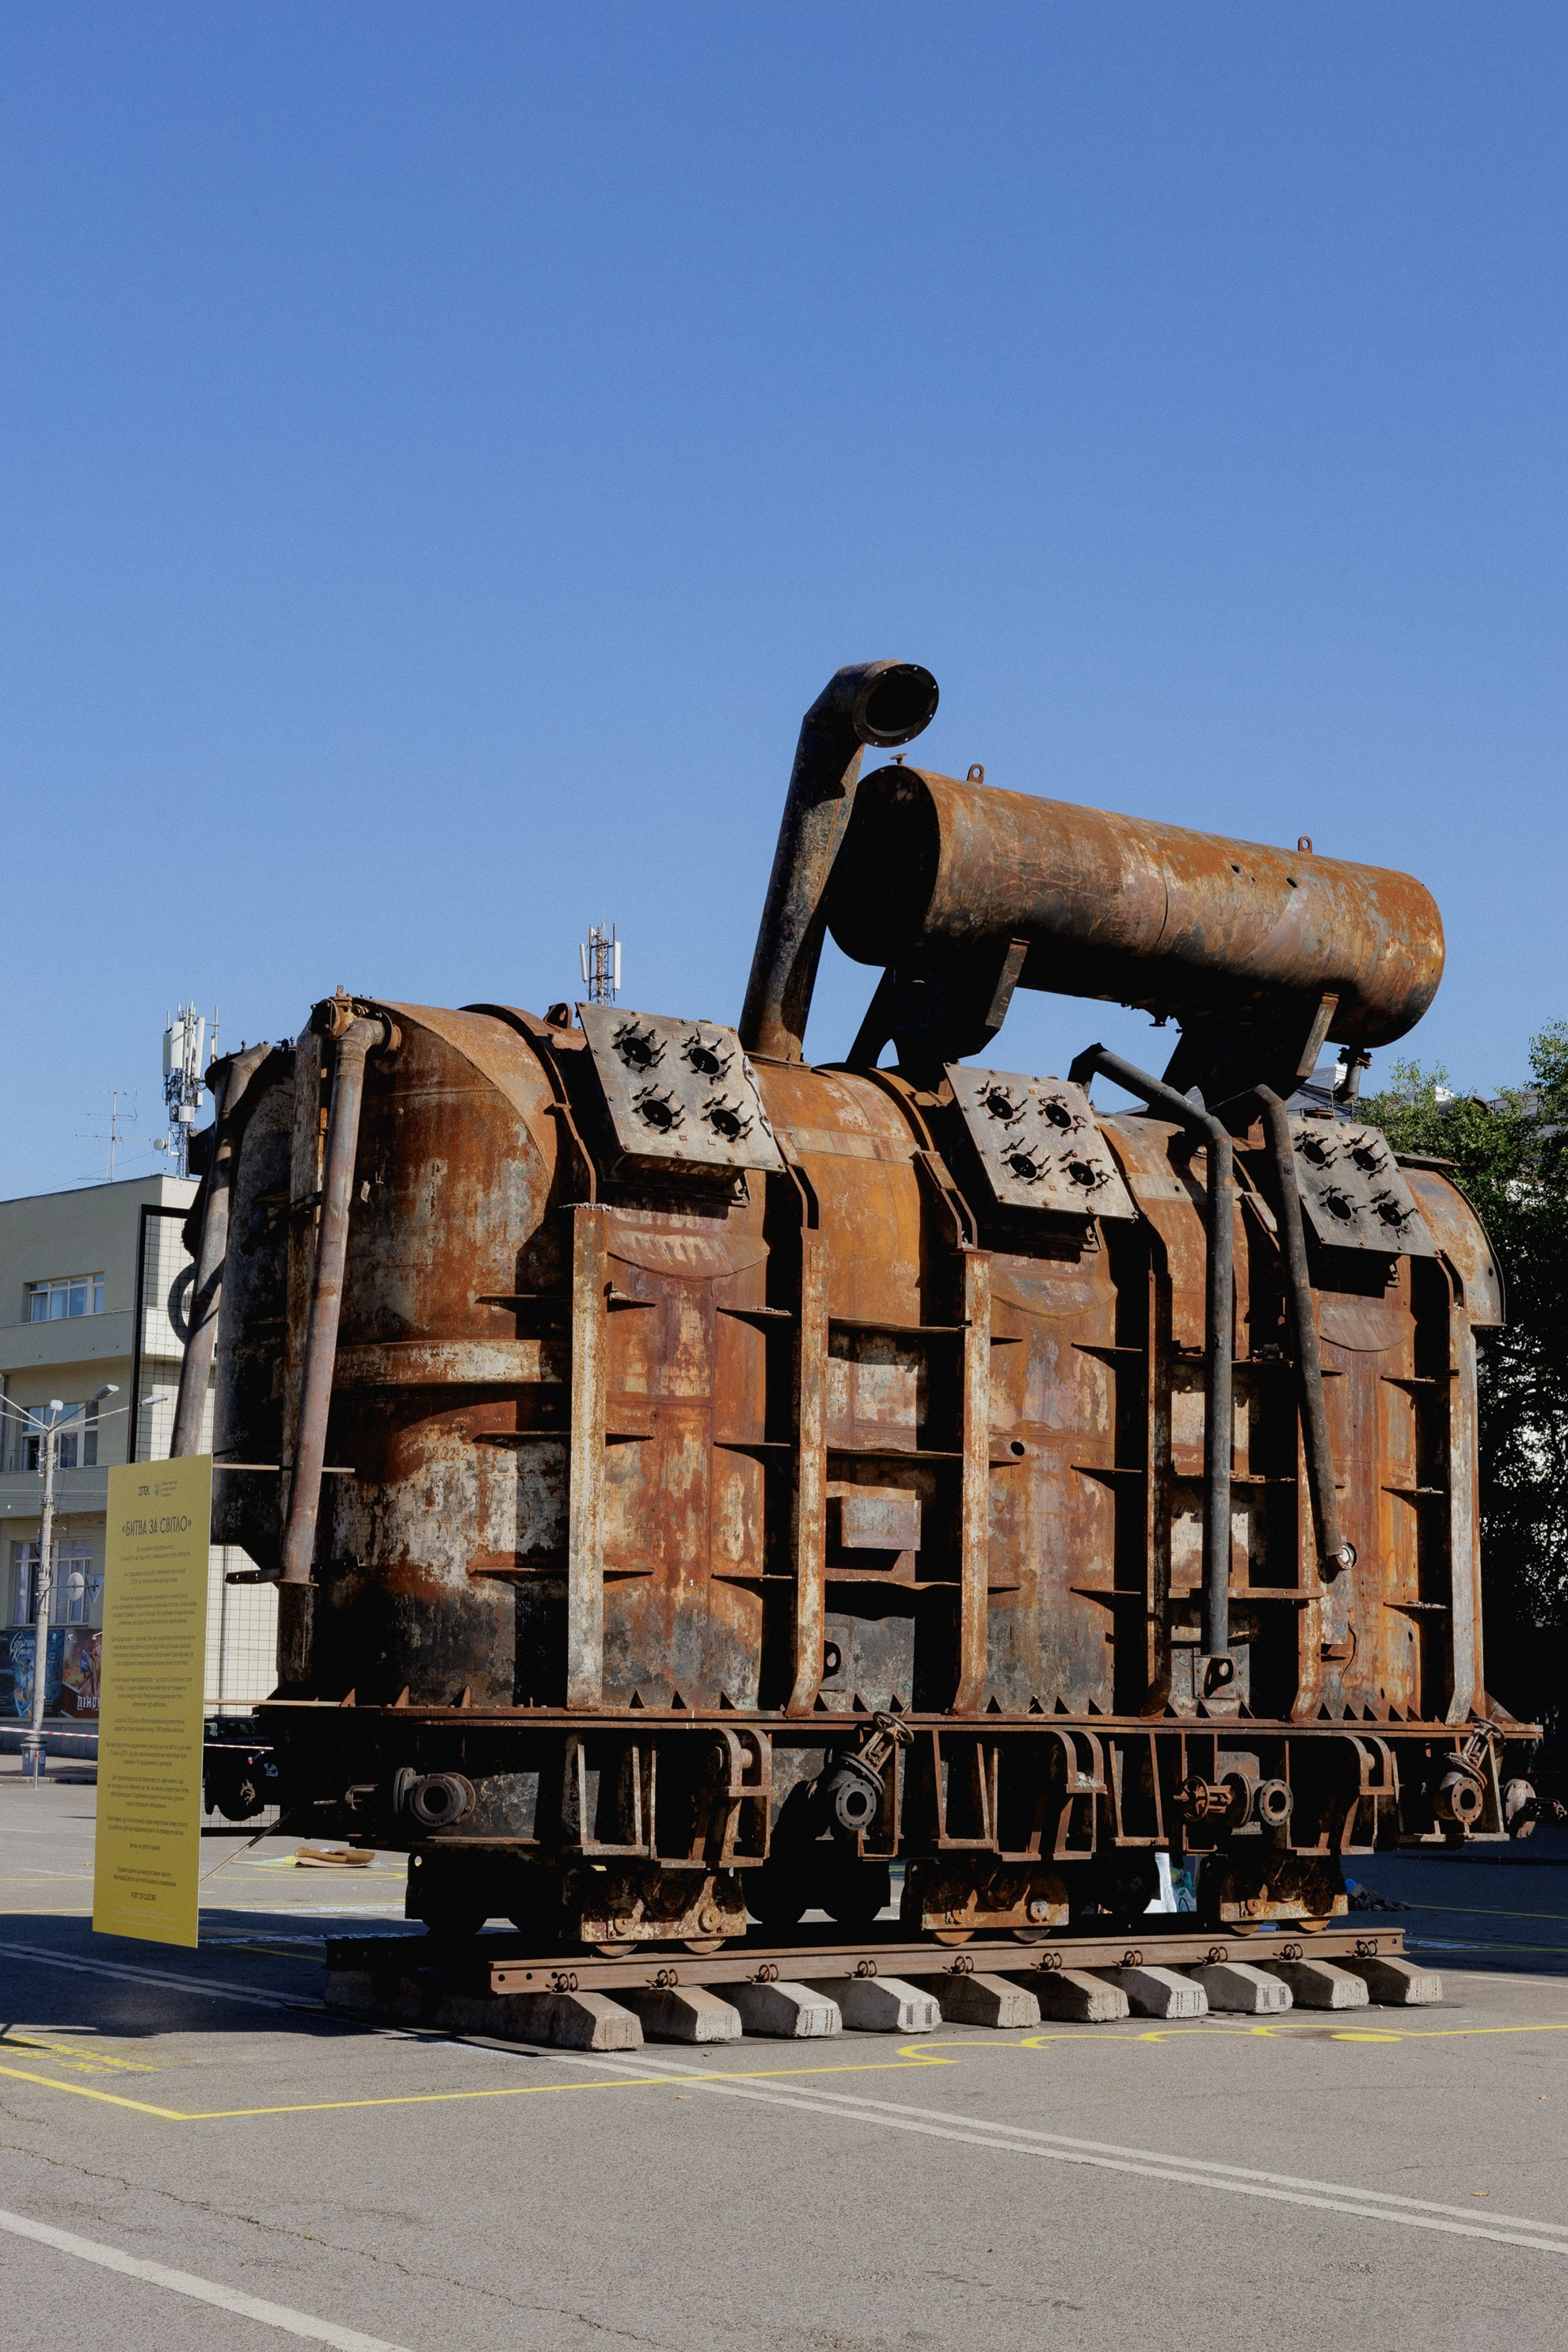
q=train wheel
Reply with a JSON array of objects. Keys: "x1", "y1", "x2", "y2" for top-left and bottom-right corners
[
  {"x1": 822, "y1": 1861, "x2": 891, "y2": 1931},
  {"x1": 747, "y1": 1860, "x2": 810, "y2": 1928},
  {"x1": 683, "y1": 1937, "x2": 728, "y2": 1955},
  {"x1": 425, "y1": 1913, "x2": 488, "y2": 1943},
  {"x1": 1009, "y1": 1928, "x2": 1049, "y2": 1944},
  {"x1": 932, "y1": 1928, "x2": 973, "y2": 1947},
  {"x1": 592, "y1": 1942, "x2": 635, "y2": 1957}
]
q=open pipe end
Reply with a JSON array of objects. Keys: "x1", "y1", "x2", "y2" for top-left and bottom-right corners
[{"x1": 847, "y1": 661, "x2": 939, "y2": 748}]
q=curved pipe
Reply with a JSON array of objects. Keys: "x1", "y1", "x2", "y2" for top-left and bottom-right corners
[
  {"x1": 169, "y1": 1043, "x2": 277, "y2": 1460},
  {"x1": 739, "y1": 660, "x2": 938, "y2": 1063},
  {"x1": 1069, "y1": 1044, "x2": 1235, "y2": 1681},
  {"x1": 279, "y1": 1010, "x2": 387, "y2": 1585},
  {"x1": 1243, "y1": 1086, "x2": 1356, "y2": 1578}
]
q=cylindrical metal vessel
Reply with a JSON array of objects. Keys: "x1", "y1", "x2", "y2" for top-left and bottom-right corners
[
  {"x1": 827, "y1": 766, "x2": 1445, "y2": 1049},
  {"x1": 204, "y1": 985, "x2": 1524, "y2": 1950},
  {"x1": 188, "y1": 668, "x2": 1531, "y2": 1958}
]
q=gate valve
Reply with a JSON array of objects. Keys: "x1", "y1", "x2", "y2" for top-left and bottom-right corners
[
  {"x1": 1433, "y1": 1768, "x2": 1486, "y2": 1827},
  {"x1": 1173, "y1": 1775, "x2": 1239, "y2": 1824},
  {"x1": 816, "y1": 1713, "x2": 912, "y2": 1835},
  {"x1": 817, "y1": 1750, "x2": 885, "y2": 1834}
]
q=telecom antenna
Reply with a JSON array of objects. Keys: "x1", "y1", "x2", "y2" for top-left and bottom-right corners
[
  {"x1": 78, "y1": 1090, "x2": 139, "y2": 1181},
  {"x1": 155, "y1": 1002, "x2": 215, "y2": 1179},
  {"x1": 579, "y1": 923, "x2": 621, "y2": 1006}
]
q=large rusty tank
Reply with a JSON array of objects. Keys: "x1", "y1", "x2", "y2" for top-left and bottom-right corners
[{"x1": 181, "y1": 660, "x2": 1536, "y2": 1950}]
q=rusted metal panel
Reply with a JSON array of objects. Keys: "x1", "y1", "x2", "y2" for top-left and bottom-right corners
[
  {"x1": 567, "y1": 1208, "x2": 610, "y2": 1710},
  {"x1": 576, "y1": 1005, "x2": 785, "y2": 1181},
  {"x1": 1288, "y1": 1115, "x2": 1436, "y2": 1256},
  {"x1": 1403, "y1": 1166, "x2": 1505, "y2": 1326},
  {"x1": 786, "y1": 1227, "x2": 828, "y2": 1715},
  {"x1": 945, "y1": 1067, "x2": 1135, "y2": 1219},
  {"x1": 953, "y1": 1248, "x2": 991, "y2": 1714},
  {"x1": 1445, "y1": 1283, "x2": 1485, "y2": 1722}
]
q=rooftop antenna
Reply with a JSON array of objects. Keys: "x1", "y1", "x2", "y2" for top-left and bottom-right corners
[
  {"x1": 579, "y1": 923, "x2": 621, "y2": 1006},
  {"x1": 154, "y1": 1002, "x2": 215, "y2": 1179},
  {"x1": 78, "y1": 1090, "x2": 139, "y2": 1182}
]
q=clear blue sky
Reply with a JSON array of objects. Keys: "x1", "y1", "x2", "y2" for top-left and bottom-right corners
[{"x1": 2, "y1": 4, "x2": 1562, "y2": 1194}]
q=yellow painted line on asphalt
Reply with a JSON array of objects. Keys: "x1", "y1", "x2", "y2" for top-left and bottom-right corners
[
  {"x1": 0, "y1": 2048, "x2": 957, "y2": 2121},
  {"x1": 0, "y1": 2032, "x2": 160, "y2": 2076},
  {"x1": 6, "y1": 2010, "x2": 1568, "y2": 2125}
]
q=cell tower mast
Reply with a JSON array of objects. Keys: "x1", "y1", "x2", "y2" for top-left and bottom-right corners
[
  {"x1": 157, "y1": 1003, "x2": 215, "y2": 1179},
  {"x1": 579, "y1": 923, "x2": 621, "y2": 1006}
]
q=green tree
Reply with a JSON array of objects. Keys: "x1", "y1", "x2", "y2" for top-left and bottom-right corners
[{"x1": 1362, "y1": 1023, "x2": 1568, "y2": 1758}]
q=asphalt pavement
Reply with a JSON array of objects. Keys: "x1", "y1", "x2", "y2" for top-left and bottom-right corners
[{"x1": 2, "y1": 1757, "x2": 1566, "y2": 2352}]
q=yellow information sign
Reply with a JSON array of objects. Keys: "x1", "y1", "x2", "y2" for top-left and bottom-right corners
[{"x1": 93, "y1": 1455, "x2": 212, "y2": 1947}]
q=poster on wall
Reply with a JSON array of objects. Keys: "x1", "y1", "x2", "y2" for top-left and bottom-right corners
[
  {"x1": 92, "y1": 1456, "x2": 212, "y2": 1948},
  {"x1": 0, "y1": 1627, "x2": 102, "y2": 1718}
]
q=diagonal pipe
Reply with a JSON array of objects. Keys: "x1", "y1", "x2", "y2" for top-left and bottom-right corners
[
  {"x1": 279, "y1": 1008, "x2": 387, "y2": 1585},
  {"x1": 1069, "y1": 1044, "x2": 1236, "y2": 1681}
]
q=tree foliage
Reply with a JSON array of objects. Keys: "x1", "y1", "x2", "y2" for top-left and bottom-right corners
[{"x1": 1361, "y1": 1023, "x2": 1568, "y2": 1754}]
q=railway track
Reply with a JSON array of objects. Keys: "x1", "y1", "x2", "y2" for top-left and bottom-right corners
[{"x1": 323, "y1": 1918, "x2": 1433, "y2": 2049}]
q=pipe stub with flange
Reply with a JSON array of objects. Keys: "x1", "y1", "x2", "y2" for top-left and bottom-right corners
[
  {"x1": 393, "y1": 1768, "x2": 477, "y2": 1830},
  {"x1": 818, "y1": 1749, "x2": 885, "y2": 1835}
]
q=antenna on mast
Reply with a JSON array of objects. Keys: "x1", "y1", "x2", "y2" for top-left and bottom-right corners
[
  {"x1": 78, "y1": 1090, "x2": 139, "y2": 1182},
  {"x1": 579, "y1": 923, "x2": 621, "y2": 1006},
  {"x1": 154, "y1": 1002, "x2": 215, "y2": 1179}
]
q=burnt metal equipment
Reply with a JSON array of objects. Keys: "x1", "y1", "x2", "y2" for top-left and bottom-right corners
[{"x1": 190, "y1": 661, "x2": 1536, "y2": 1961}]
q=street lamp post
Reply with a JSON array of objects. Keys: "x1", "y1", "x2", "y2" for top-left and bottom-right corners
[{"x1": 17, "y1": 1383, "x2": 119, "y2": 1783}]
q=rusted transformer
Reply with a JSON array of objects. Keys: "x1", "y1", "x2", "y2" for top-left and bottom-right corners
[{"x1": 189, "y1": 660, "x2": 1536, "y2": 1951}]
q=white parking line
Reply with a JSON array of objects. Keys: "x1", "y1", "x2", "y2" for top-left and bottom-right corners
[
  {"x1": 0, "y1": 1936, "x2": 319, "y2": 2011},
  {"x1": 0, "y1": 2205, "x2": 409, "y2": 2350},
  {"x1": 532, "y1": 2045, "x2": 1568, "y2": 2257}
]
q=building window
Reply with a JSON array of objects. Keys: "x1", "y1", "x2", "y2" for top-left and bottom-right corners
[
  {"x1": 18, "y1": 1402, "x2": 97, "y2": 1474},
  {"x1": 27, "y1": 1274, "x2": 105, "y2": 1322},
  {"x1": 10, "y1": 1542, "x2": 100, "y2": 1627}
]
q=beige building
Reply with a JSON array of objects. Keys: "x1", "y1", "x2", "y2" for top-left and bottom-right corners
[{"x1": 0, "y1": 1173, "x2": 276, "y2": 1723}]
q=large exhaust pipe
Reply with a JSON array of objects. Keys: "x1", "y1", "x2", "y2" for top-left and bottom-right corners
[{"x1": 739, "y1": 661, "x2": 938, "y2": 1063}]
